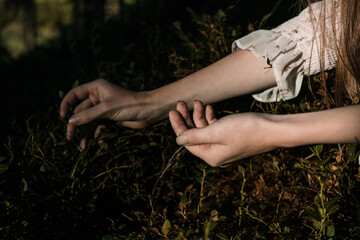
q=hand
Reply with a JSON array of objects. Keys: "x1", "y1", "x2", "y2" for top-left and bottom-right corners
[
  {"x1": 169, "y1": 101, "x2": 275, "y2": 167},
  {"x1": 60, "y1": 79, "x2": 152, "y2": 149}
]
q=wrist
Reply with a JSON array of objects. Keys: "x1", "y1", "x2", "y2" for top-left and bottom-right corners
[
  {"x1": 260, "y1": 113, "x2": 303, "y2": 149},
  {"x1": 255, "y1": 113, "x2": 286, "y2": 149},
  {"x1": 136, "y1": 89, "x2": 176, "y2": 124}
]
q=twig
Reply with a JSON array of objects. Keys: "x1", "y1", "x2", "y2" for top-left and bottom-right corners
[
  {"x1": 121, "y1": 213, "x2": 134, "y2": 222},
  {"x1": 149, "y1": 146, "x2": 185, "y2": 215},
  {"x1": 92, "y1": 165, "x2": 130, "y2": 179}
]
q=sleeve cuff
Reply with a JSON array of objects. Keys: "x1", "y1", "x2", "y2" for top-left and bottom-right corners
[{"x1": 232, "y1": 30, "x2": 305, "y2": 102}]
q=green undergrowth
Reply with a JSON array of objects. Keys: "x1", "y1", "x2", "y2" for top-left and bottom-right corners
[{"x1": 1, "y1": 6, "x2": 360, "y2": 240}]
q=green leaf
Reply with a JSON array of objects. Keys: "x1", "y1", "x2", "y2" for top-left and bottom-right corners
[
  {"x1": 325, "y1": 196, "x2": 342, "y2": 211},
  {"x1": 348, "y1": 150, "x2": 360, "y2": 164},
  {"x1": 312, "y1": 220, "x2": 322, "y2": 230},
  {"x1": 231, "y1": 29, "x2": 237, "y2": 37},
  {"x1": 58, "y1": 90, "x2": 64, "y2": 99},
  {"x1": 294, "y1": 162, "x2": 305, "y2": 169},
  {"x1": 216, "y1": 232, "x2": 229, "y2": 240},
  {"x1": 303, "y1": 206, "x2": 321, "y2": 222},
  {"x1": 162, "y1": 219, "x2": 171, "y2": 236},
  {"x1": 317, "y1": 206, "x2": 325, "y2": 219},
  {"x1": 269, "y1": 223, "x2": 281, "y2": 233},
  {"x1": 238, "y1": 165, "x2": 245, "y2": 175},
  {"x1": 180, "y1": 195, "x2": 188, "y2": 204},
  {"x1": 195, "y1": 176, "x2": 202, "y2": 183},
  {"x1": 259, "y1": 13, "x2": 271, "y2": 28},
  {"x1": 72, "y1": 80, "x2": 79, "y2": 89},
  {"x1": 207, "y1": 167, "x2": 217, "y2": 174},
  {"x1": 102, "y1": 235, "x2": 114, "y2": 240},
  {"x1": 311, "y1": 144, "x2": 323, "y2": 155},
  {"x1": 234, "y1": 228, "x2": 246, "y2": 238},
  {"x1": 196, "y1": 163, "x2": 206, "y2": 170},
  {"x1": 326, "y1": 225, "x2": 335, "y2": 237},
  {"x1": 327, "y1": 204, "x2": 339, "y2": 215},
  {"x1": 348, "y1": 144, "x2": 357, "y2": 157},
  {"x1": 49, "y1": 131, "x2": 56, "y2": 143}
]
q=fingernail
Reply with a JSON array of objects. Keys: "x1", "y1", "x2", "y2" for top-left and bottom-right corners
[
  {"x1": 69, "y1": 116, "x2": 79, "y2": 125},
  {"x1": 176, "y1": 135, "x2": 188, "y2": 145}
]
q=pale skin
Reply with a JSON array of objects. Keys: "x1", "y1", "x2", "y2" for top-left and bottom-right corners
[{"x1": 60, "y1": 49, "x2": 360, "y2": 167}]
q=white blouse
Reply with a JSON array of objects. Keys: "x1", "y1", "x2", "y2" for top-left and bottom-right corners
[{"x1": 232, "y1": 0, "x2": 339, "y2": 102}]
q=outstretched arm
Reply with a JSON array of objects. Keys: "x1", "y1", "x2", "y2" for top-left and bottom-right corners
[
  {"x1": 147, "y1": 49, "x2": 276, "y2": 122},
  {"x1": 60, "y1": 49, "x2": 276, "y2": 147},
  {"x1": 273, "y1": 104, "x2": 360, "y2": 147},
  {"x1": 169, "y1": 101, "x2": 360, "y2": 167}
]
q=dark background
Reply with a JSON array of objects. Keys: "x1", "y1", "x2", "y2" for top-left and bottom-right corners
[
  {"x1": 2, "y1": 2, "x2": 360, "y2": 240},
  {"x1": 0, "y1": 0, "x2": 299, "y2": 137}
]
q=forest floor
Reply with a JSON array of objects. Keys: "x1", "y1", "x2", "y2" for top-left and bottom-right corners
[{"x1": 0, "y1": 4, "x2": 359, "y2": 240}]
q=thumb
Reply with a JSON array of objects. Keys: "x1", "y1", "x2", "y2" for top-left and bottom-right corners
[
  {"x1": 176, "y1": 127, "x2": 214, "y2": 146},
  {"x1": 68, "y1": 103, "x2": 105, "y2": 126}
]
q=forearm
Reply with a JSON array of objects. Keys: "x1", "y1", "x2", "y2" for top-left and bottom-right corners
[
  {"x1": 144, "y1": 50, "x2": 276, "y2": 122},
  {"x1": 268, "y1": 105, "x2": 360, "y2": 148}
]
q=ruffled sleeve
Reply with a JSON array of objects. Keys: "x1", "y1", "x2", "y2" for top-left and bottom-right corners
[
  {"x1": 232, "y1": 30, "x2": 304, "y2": 102},
  {"x1": 232, "y1": 0, "x2": 339, "y2": 102}
]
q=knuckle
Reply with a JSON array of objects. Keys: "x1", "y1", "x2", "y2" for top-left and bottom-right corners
[
  {"x1": 186, "y1": 134, "x2": 197, "y2": 144},
  {"x1": 176, "y1": 101, "x2": 187, "y2": 110},
  {"x1": 169, "y1": 110, "x2": 178, "y2": 119},
  {"x1": 100, "y1": 101, "x2": 112, "y2": 112},
  {"x1": 95, "y1": 78, "x2": 107, "y2": 85},
  {"x1": 81, "y1": 110, "x2": 91, "y2": 123}
]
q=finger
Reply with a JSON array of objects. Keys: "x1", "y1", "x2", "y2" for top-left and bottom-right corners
[
  {"x1": 80, "y1": 137, "x2": 87, "y2": 151},
  {"x1": 94, "y1": 124, "x2": 106, "y2": 140},
  {"x1": 176, "y1": 101, "x2": 194, "y2": 128},
  {"x1": 176, "y1": 126, "x2": 228, "y2": 167},
  {"x1": 80, "y1": 124, "x2": 93, "y2": 151},
  {"x1": 169, "y1": 110, "x2": 190, "y2": 136},
  {"x1": 66, "y1": 123, "x2": 76, "y2": 141},
  {"x1": 193, "y1": 100, "x2": 208, "y2": 128},
  {"x1": 60, "y1": 80, "x2": 105, "y2": 119},
  {"x1": 68, "y1": 103, "x2": 106, "y2": 126},
  {"x1": 60, "y1": 85, "x2": 90, "y2": 119},
  {"x1": 65, "y1": 99, "x2": 94, "y2": 141},
  {"x1": 175, "y1": 126, "x2": 216, "y2": 146},
  {"x1": 205, "y1": 105, "x2": 217, "y2": 124},
  {"x1": 73, "y1": 99, "x2": 93, "y2": 114}
]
